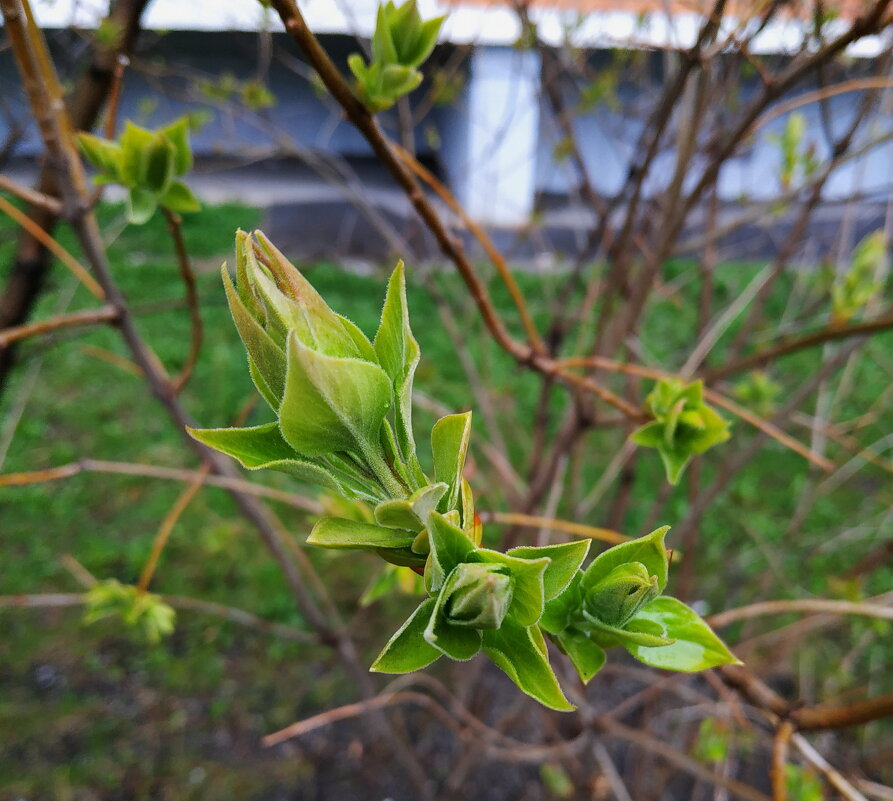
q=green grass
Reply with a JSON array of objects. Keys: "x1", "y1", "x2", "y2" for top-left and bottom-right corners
[{"x1": 2, "y1": 202, "x2": 891, "y2": 796}]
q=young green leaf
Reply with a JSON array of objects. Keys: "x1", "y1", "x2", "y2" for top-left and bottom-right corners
[
  {"x1": 186, "y1": 422, "x2": 347, "y2": 493},
  {"x1": 482, "y1": 620, "x2": 575, "y2": 711},
  {"x1": 374, "y1": 261, "x2": 422, "y2": 476},
  {"x1": 77, "y1": 132, "x2": 122, "y2": 178},
  {"x1": 426, "y1": 510, "x2": 476, "y2": 592},
  {"x1": 582, "y1": 526, "x2": 670, "y2": 594},
  {"x1": 623, "y1": 597, "x2": 741, "y2": 671},
  {"x1": 371, "y1": 597, "x2": 441, "y2": 672},
  {"x1": 431, "y1": 411, "x2": 472, "y2": 512},
  {"x1": 509, "y1": 539, "x2": 591, "y2": 600},
  {"x1": 159, "y1": 180, "x2": 201, "y2": 214},
  {"x1": 126, "y1": 186, "x2": 158, "y2": 225},
  {"x1": 375, "y1": 483, "x2": 448, "y2": 530},
  {"x1": 307, "y1": 517, "x2": 415, "y2": 551},
  {"x1": 278, "y1": 332, "x2": 392, "y2": 457},
  {"x1": 222, "y1": 267, "x2": 287, "y2": 402},
  {"x1": 159, "y1": 117, "x2": 193, "y2": 176},
  {"x1": 556, "y1": 629, "x2": 606, "y2": 683}
]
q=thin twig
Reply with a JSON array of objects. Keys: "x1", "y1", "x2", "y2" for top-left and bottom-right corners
[
  {"x1": 0, "y1": 304, "x2": 117, "y2": 348},
  {"x1": 0, "y1": 592, "x2": 314, "y2": 643},
  {"x1": 0, "y1": 192, "x2": 104, "y2": 298},
  {"x1": 137, "y1": 463, "x2": 209, "y2": 592},
  {"x1": 708, "y1": 598, "x2": 893, "y2": 628},
  {"x1": 0, "y1": 458, "x2": 322, "y2": 513},
  {"x1": 707, "y1": 313, "x2": 893, "y2": 381},
  {"x1": 162, "y1": 207, "x2": 203, "y2": 392},
  {"x1": 0, "y1": 172, "x2": 61, "y2": 213},
  {"x1": 771, "y1": 721, "x2": 794, "y2": 801},
  {"x1": 479, "y1": 511, "x2": 629, "y2": 544}
]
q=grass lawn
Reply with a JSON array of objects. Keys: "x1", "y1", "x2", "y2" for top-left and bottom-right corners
[{"x1": 1, "y1": 202, "x2": 891, "y2": 797}]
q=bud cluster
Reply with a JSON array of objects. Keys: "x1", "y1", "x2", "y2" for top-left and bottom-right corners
[
  {"x1": 348, "y1": 0, "x2": 446, "y2": 111},
  {"x1": 192, "y1": 232, "x2": 740, "y2": 709},
  {"x1": 630, "y1": 378, "x2": 731, "y2": 484}
]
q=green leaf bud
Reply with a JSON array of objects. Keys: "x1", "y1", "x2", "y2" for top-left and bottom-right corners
[
  {"x1": 583, "y1": 562, "x2": 660, "y2": 628},
  {"x1": 444, "y1": 562, "x2": 514, "y2": 630}
]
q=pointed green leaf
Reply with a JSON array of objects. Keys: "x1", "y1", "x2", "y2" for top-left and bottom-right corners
[
  {"x1": 582, "y1": 526, "x2": 670, "y2": 594},
  {"x1": 223, "y1": 267, "x2": 286, "y2": 401},
  {"x1": 629, "y1": 420, "x2": 665, "y2": 448},
  {"x1": 159, "y1": 180, "x2": 201, "y2": 214},
  {"x1": 126, "y1": 186, "x2": 157, "y2": 225},
  {"x1": 624, "y1": 597, "x2": 741, "y2": 672},
  {"x1": 375, "y1": 483, "x2": 448, "y2": 530},
  {"x1": 658, "y1": 446, "x2": 692, "y2": 485},
  {"x1": 426, "y1": 510, "x2": 476, "y2": 592},
  {"x1": 556, "y1": 629, "x2": 606, "y2": 683},
  {"x1": 374, "y1": 261, "x2": 421, "y2": 468},
  {"x1": 482, "y1": 619, "x2": 574, "y2": 711},
  {"x1": 307, "y1": 517, "x2": 414, "y2": 551},
  {"x1": 159, "y1": 117, "x2": 193, "y2": 175},
  {"x1": 186, "y1": 422, "x2": 345, "y2": 491},
  {"x1": 370, "y1": 598, "x2": 441, "y2": 673},
  {"x1": 509, "y1": 540, "x2": 591, "y2": 600},
  {"x1": 279, "y1": 332, "x2": 392, "y2": 457},
  {"x1": 140, "y1": 134, "x2": 175, "y2": 194},
  {"x1": 119, "y1": 121, "x2": 155, "y2": 186},
  {"x1": 77, "y1": 132, "x2": 122, "y2": 178},
  {"x1": 431, "y1": 411, "x2": 472, "y2": 512}
]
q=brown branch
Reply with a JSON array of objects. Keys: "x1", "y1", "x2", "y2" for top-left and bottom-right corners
[
  {"x1": 707, "y1": 312, "x2": 893, "y2": 381},
  {"x1": 162, "y1": 208, "x2": 203, "y2": 392},
  {"x1": 0, "y1": 458, "x2": 323, "y2": 513},
  {"x1": 708, "y1": 598, "x2": 893, "y2": 627},
  {"x1": 392, "y1": 143, "x2": 546, "y2": 356},
  {"x1": 0, "y1": 172, "x2": 62, "y2": 213},
  {"x1": 479, "y1": 510, "x2": 629, "y2": 544},
  {"x1": 0, "y1": 193, "x2": 104, "y2": 298},
  {"x1": 0, "y1": 304, "x2": 117, "y2": 348},
  {"x1": 772, "y1": 721, "x2": 794, "y2": 801},
  {"x1": 792, "y1": 693, "x2": 893, "y2": 732},
  {"x1": 751, "y1": 76, "x2": 893, "y2": 136},
  {"x1": 267, "y1": 0, "x2": 644, "y2": 421}
]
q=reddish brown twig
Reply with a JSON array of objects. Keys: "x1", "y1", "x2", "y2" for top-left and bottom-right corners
[
  {"x1": 0, "y1": 458, "x2": 322, "y2": 513},
  {"x1": 0, "y1": 172, "x2": 61, "y2": 213},
  {"x1": 162, "y1": 208, "x2": 203, "y2": 392},
  {"x1": 0, "y1": 304, "x2": 117, "y2": 348},
  {"x1": 707, "y1": 313, "x2": 893, "y2": 381}
]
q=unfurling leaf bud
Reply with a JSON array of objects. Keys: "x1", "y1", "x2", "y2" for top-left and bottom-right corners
[
  {"x1": 445, "y1": 562, "x2": 514, "y2": 629},
  {"x1": 583, "y1": 562, "x2": 659, "y2": 628}
]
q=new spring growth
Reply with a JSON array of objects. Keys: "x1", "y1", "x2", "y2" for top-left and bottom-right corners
[
  {"x1": 77, "y1": 117, "x2": 201, "y2": 224},
  {"x1": 192, "y1": 232, "x2": 739, "y2": 709},
  {"x1": 583, "y1": 562, "x2": 659, "y2": 629},
  {"x1": 630, "y1": 378, "x2": 730, "y2": 484},
  {"x1": 348, "y1": 0, "x2": 446, "y2": 111},
  {"x1": 190, "y1": 232, "x2": 473, "y2": 568},
  {"x1": 542, "y1": 527, "x2": 739, "y2": 682}
]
